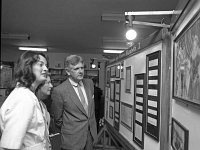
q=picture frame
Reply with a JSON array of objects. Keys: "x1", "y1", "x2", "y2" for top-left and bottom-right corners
[
  {"x1": 106, "y1": 67, "x2": 110, "y2": 87},
  {"x1": 110, "y1": 81, "x2": 115, "y2": 102},
  {"x1": 114, "y1": 80, "x2": 121, "y2": 131},
  {"x1": 110, "y1": 65, "x2": 116, "y2": 78},
  {"x1": 121, "y1": 102, "x2": 133, "y2": 131},
  {"x1": 146, "y1": 50, "x2": 161, "y2": 141},
  {"x1": 120, "y1": 61, "x2": 124, "y2": 79},
  {"x1": 125, "y1": 66, "x2": 131, "y2": 93},
  {"x1": 173, "y1": 12, "x2": 200, "y2": 106},
  {"x1": 116, "y1": 64, "x2": 120, "y2": 78},
  {"x1": 171, "y1": 118, "x2": 189, "y2": 150},
  {"x1": 133, "y1": 73, "x2": 146, "y2": 149},
  {"x1": 109, "y1": 105, "x2": 114, "y2": 119}
]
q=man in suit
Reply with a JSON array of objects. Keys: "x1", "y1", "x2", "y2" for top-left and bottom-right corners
[{"x1": 51, "y1": 55, "x2": 97, "y2": 150}]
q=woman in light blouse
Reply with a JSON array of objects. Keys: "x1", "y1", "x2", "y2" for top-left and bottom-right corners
[{"x1": 0, "y1": 51, "x2": 51, "y2": 150}]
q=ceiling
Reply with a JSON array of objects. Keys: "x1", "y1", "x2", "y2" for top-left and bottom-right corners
[{"x1": 1, "y1": 0, "x2": 179, "y2": 57}]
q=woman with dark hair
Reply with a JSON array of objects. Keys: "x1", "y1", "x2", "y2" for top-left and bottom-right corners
[
  {"x1": 36, "y1": 74, "x2": 53, "y2": 130},
  {"x1": 0, "y1": 51, "x2": 51, "y2": 150}
]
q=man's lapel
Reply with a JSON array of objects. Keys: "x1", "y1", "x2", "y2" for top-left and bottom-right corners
[
  {"x1": 66, "y1": 79, "x2": 88, "y2": 116},
  {"x1": 83, "y1": 79, "x2": 92, "y2": 117}
]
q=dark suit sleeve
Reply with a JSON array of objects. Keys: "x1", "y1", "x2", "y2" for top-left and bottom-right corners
[{"x1": 51, "y1": 87, "x2": 64, "y2": 129}]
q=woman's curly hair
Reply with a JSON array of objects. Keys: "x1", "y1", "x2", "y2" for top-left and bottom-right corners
[{"x1": 14, "y1": 51, "x2": 48, "y2": 88}]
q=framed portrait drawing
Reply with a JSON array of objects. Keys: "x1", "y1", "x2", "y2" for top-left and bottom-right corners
[
  {"x1": 173, "y1": 12, "x2": 200, "y2": 106},
  {"x1": 171, "y1": 118, "x2": 189, "y2": 150},
  {"x1": 125, "y1": 66, "x2": 131, "y2": 93}
]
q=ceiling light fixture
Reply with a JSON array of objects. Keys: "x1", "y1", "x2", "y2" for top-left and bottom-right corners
[
  {"x1": 103, "y1": 50, "x2": 124, "y2": 54},
  {"x1": 19, "y1": 47, "x2": 47, "y2": 52}
]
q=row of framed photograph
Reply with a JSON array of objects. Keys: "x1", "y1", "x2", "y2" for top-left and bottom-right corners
[{"x1": 105, "y1": 50, "x2": 162, "y2": 149}]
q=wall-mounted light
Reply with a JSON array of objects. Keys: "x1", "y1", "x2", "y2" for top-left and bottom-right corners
[
  {"x1": 90, "y1": 59, "x2": 96, "y2": 69},
  {"x1": 19, "y1": 47, "x2": 47, "y2": 52},
  {"x1": 125, "y1": 15, "x2": 137, "y2": 41},
  {"x1": 103, "y1": 50, "x2": 124, "y2": 54}
]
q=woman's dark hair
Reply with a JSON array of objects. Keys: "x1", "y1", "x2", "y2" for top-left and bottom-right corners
[{"x1": 14, "y1": 51, "x2": 48, "y2": 88}]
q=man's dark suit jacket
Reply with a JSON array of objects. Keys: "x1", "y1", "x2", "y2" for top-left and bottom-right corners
[{"x1": 51, "y1": 78, "x2": 97, "y2": 149}]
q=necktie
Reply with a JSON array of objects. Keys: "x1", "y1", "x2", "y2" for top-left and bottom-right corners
[{"x1": 77, "y1": 83, "x2": 88, "y2": 115}]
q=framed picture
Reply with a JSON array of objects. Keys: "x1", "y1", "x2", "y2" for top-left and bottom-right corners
[
  {"x1": 173, "y1": 12, "x2": 200, "y2": 106},
  {"x1": 146, "y1": 51, "x2": 161, "y2": 141},
  {"x1": 110, "y1": 81, "x2": 115, "y2": 102},
  {"x1": 133, "y1": 73, "x2": 146, "y2": 149},
  {"x1": 121, "y1": 102, "x2": 133, "y2": 131},
  {"x1": 105, "y1": 101, "x2": 109, "y2": 119},
  {"x1": 120, "y1": 61, "x2": 124, "y2": 79},
  {"x1": 109, "y1": 105, "x2": 114, "y2": 119},
  {"x1": 106, "y1": 67, "x2": 110, "y2": 86},
  {"x1": 116, "y1": 64, "x2": 120, "y2": 78},
  {"x1": 125, "y1": 66, "x2": 131, "y2": 93},
  {"x1": 110, "y1": 66, "x2": 116, "y2": 78},
  {"x1": 171, "y1": 118, "x2": 189, "y2": 150},
  {"x1": 114, "y1": 80, "x2": 121, "y2": 131}
]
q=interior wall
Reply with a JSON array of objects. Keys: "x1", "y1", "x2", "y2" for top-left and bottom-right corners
[
  {"x1": 171, "y1": 0, "x2": 200, "y2": 150},
  {"x1": 1, "y1": 46, "x2": 106, "y2": 93}
]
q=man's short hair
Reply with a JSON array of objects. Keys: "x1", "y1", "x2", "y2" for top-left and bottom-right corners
[{"x1": 65, "y1": 55, "x2": 84, "y2": 69}]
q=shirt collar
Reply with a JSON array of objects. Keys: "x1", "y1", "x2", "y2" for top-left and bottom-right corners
[{"x1": 69, "y1": 78, "x2": 83, "y2": 87}]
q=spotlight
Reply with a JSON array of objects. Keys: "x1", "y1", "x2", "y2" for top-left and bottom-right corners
[
  {"x1": 125, "y1": 15, "x2": 137, "y2": 41},
  {"x1": 126, "y1": 29, "x2": 137, "y2": 40},
  {"x1": 91, "y1": 64, "x2": 96, "y2": 69},
  {"x1": 90, "y1": 59, "x2": 96, "y2": 69}
]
